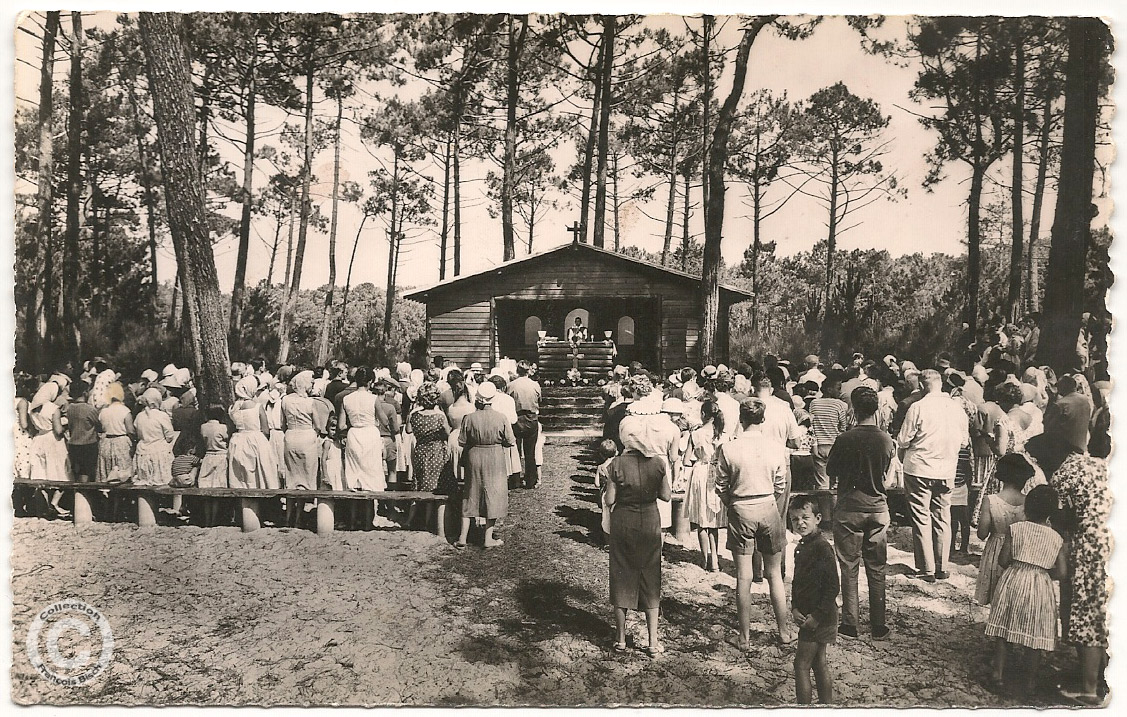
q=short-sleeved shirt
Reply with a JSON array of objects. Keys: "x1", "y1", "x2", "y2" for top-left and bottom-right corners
[
  {"x1": 828, "y1": 425, "x2": 895, "y2": 513},
  {"x1": 607, "y1": 452, "x2": 668, "y2": 505},
  {"x1": 67, "y1": 402, "x2": 100, "y2": 446},
  {"x1": 507, "y1": 376, "x2": 541, "y2": 414},
  {"x1": 761, "y1": 395, "x2": 800, "y2": 448}
]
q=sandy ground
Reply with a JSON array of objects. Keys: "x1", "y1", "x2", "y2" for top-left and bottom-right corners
[{"x1": 11, "y1": 439, "x2": 1082, "y2": 706}]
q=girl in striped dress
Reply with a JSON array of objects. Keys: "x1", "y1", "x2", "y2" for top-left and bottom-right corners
[{"x1": 985, "y1": 485, "x2": 1067, "y2": 694}]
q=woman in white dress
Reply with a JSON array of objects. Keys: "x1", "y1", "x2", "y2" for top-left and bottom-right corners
[
  {"x1": 339, "y1": 367, "x2": 386, "y2": 528},
  {"x1": 228, "y1": 376, "x2": 280, "y2": 490},
  {"x1": 28, "y1": 376, "x2": 73, "y2": 515},
  {"x1": 683, "y1": 401, "x2": 729, "y2": 571}
]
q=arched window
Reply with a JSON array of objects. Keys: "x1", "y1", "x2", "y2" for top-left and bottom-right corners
[
  {"x1": 617, "y1": 316, "x2": 635, "y2": 346},
  {"x1": 565, "y1": 308, "x2": 589, "y2": 331},
  {"x1": 524, "y1": 315, "x2": 543, "y2": 345}
]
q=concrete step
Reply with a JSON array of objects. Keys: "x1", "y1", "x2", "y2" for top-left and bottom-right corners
[{"x1": 540, "y1": 396, "x2": 605, "y2": 409}]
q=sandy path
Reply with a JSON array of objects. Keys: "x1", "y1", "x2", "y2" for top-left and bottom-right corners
[{"x1": 11, "y1": 439, "x2": 1075, "y2": 706}]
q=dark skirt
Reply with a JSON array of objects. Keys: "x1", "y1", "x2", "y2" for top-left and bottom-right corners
[
  {"x1": 609, "y1": 502, "x2": 662, "y2": 610},
  {"x1": 462, "y1": 444, "x2": 508, "y2": 518}
]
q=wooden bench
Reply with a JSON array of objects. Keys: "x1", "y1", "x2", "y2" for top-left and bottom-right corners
[{"x1": 12, "y1": 480, "x2": 447, "y2": 535}]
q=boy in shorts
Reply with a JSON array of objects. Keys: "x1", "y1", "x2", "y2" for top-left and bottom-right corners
[{"x1": 790, "y1": 495, "x2": 839, "y2": 704}]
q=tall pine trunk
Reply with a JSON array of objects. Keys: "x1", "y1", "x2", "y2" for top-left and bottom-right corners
[
  {"x1": 315, "y1": 94, "x2": 344, "y2": 366},
  {"x1": 592, "y1": 14, "x2": 615, "y2": 249},
  {"x1": 578, "y1": 39, "x2": 603, "y2": 243},
  {"x1": 750, "y1": 179, "x2": 762, "y2": 331},
  {"x1": 1026, "y1": 89, "x2": 1054, "y2": 314},
  {"x1": 139, "y1": 11, "x2": 233, "y2": 408},
  {"x1": 62, "y1": 10, "x2": 85, "y2": 362},
  {"x1": 699, "y1": 16, "x2": 775, "y2": 364},
  {"x1": 501, "y1": 15, "x2": 526, "y2": 262},
  {"x1": 611, "y1": 151, "x2": 621, "y2": 252},
  {"x1": 267, "y1": 214, "x2": 282, "y2": 285},
  {"x1": 229, "y1": 43, "x2": 257, "y2": 358},
  {"x1": 382, "y1": 153, "x2": 401, "y2": 362},
  {"x1": 1006, "y1": 24, "x2": 1025, "y2": 322},
  {"x1": 453, "y1": 120, "x2": 462, "y2": 275},
  {"x1": 1038, "y1": 18, "x2": 1107, "y2": 372},
  {"x1": 29, "y1": 11, "x2": 60, "y2": 370},
  {"x1": 277, "y1": 59, "x2": 315, "y2": 364},
  {"x1": 822, "y1": 150, "x2": 840, "y2": 335},
  {"x1": 127, "y1": 74, "x2": 161, "y2": 312},
  {"x1": 681, "y1": 171, "x2": 691, "y2": 270},
  {"x1": 438, "y1": 135, "x2": 451, "y2": 280},
  {"x1": 701, "y1": 15, "x2": 712, "y2": 229},
  {"x1": 661, "y1": 91, "x2": 679, "y2": 265},
  {"x1": 339, "y1": 213, "x2": 367, "y2": 336},
  {"x1": 966, "y1": 163, "x2": 986, "y2": 337}
]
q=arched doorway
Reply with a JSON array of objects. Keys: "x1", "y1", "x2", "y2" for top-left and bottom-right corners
[{"x1": 524, "y1": 315, "x2": 542, "y2": 345}]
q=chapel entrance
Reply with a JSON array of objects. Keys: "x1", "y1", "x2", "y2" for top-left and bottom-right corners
[{"x1": 495, "y1": 297, "x2": 660, "y2": 369}]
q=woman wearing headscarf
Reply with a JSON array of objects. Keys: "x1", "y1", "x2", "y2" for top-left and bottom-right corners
[
  {"x1": 96, "y1": 380, "x2": 135, "y2": 483},
  {"x1": 618, "y1": 374, "x2": 678, "y2": 531},
  {"x1": 455, "y1": 382, "x2": 515, "y2": 548},
  {"x1": 282, "y1": 371, "x2": 320, "y2": 490},
  {"x1": 309, "y1": 380, "x2": 343, "y2": 492},
  {"x1": 605, "y1": 407, "x2": 672, "y2": 655},
  {"x1": 133, "y1": 387, "x2": 175, "y2": 486},
  {"x1": 28, "y1": 375, "x2": 72, "y2": 486},
  {"x1": 1026, "y1": 434, "x2": 1111, "y2": 706},
  {"x1": 228, "y1": 376, "x2": 280, "y2": 490}
]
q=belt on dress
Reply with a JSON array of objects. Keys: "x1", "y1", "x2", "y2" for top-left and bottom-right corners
[{"x1": 103, "y1": 434, "x2": 129, "y2": 439}]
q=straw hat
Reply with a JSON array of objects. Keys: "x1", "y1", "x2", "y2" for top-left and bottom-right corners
[{"x1": 476, "y1": 382, "x2": 497, "y2": 403}]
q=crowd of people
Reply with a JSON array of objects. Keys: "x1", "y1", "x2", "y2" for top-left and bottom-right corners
[
  {"x1": 11, "y1": 315, "x2": 1111, "y2": 705},
  {"x1": 14, "y1": 357, "x2": 547, "y2": 542},
  {"x1": 594, "y1": 335, "x2": 1109, "y2": 705}
]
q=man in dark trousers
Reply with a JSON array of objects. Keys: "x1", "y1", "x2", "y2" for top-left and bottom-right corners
[
  {"x1": 507, "y1": 360, "x2": 542, "y2": 488},
  {"x1": 829, "y1": 386, "x2": 895, "y2": 640}
]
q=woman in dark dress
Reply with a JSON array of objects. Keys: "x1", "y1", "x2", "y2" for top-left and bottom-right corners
[
  {"x1": 605, "y1": 438, "x2": 671, "y2": 656},
  {"x1": 456, "y1": 382, "x2": 515, "y2": 548}
]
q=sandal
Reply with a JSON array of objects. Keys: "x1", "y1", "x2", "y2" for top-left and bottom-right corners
[
  {"x1": 613, "y1": 641, "x2": 628, "y2": 653},
  {"x1": 1059, "y1": 688, "x2": 1104, "y2": 706},
  {"x1": 484, "y1": 539, "x2": 505, "y2": 548},
  {"x1": 453, "y1": 541, "x2": 467, "y2": 549},
  {"x1": 777, "y1": 630, "x2": 798, "y2": 646},
  {"x1": 646, "y1": 643, "x2": 665, "y2": 656}
]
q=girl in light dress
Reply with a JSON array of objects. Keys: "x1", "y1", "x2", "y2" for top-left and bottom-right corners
[
  {"x1": 985, "y1": 485, "x2": 1066, "y2": 695},
  {"x1": 133, "y1": 388, "x2": 175, "y2": 486},
  {"x1": 340, "y1": 367, "x2": 387, "y2": 529},
  {"x1": 197, "y1": 404, "x2": 230, "y2": 526},
  {"x1": 28, "y1": 375, "x2": 73, "y2": 515},
  {"x1": 975, "y1": 453, "x2": 1032, "y2": 605},
  {"x1": 683, "y1": 401, "x2": 728, "y2": 572},
  {"x1": 14, "y1": 374, "x2": 36, "y2": 481},
  {"x1": 228, "y1": 376, "x2": 280, "y2": 490}
]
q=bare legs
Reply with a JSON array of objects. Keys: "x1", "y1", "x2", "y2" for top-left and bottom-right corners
[
  {"x1": 735, "y1": 551, "x2": 793, "y2": 648},
  {"x1": 696, "y1": 527, "x2": 721, "y2": 571},
  {"x1": 613, "y1": 607, "x2": 660, "y2": 651},
  {"x1": 795, "y1": 641, "x2": 833, "y2": 704}
]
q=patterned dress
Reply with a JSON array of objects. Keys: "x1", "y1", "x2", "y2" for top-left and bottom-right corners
[
  {"x1": 1051, "y1": 454, "x2": 1112, "y2": 648},
  {"x1": 410, "y1": 409, "x2": 453, "y2": 493},
  {"x1": 975, "y1": 495, "x2": 1025, "y2": 605},
  {"x1": 14, "y1": 398, "x2": 33, "y2": 480},
  {"x1": 971, "y1": 413, "x2": 1046, "y2": 525},
  {"x1": 985, "y1": 521, "x2": 1063, "y2": 651},
  {"x1": 133, "y1": 409, "x2": 175, "y2": 486},
  {"x1": 683, "y1": 425, "x2": 728, "y2": 529}
]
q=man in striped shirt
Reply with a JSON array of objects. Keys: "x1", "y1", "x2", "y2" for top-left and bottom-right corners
[{"x1": 809, "y1": 376, "x2": 850, "y2": 492}]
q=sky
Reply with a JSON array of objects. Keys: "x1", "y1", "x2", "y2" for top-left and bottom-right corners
[{"x1": 10, "y1": 7, "x2": 1112, "y2": 300}]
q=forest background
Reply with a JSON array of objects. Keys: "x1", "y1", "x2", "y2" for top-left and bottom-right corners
[{"x1": 8, "y1": 3, "x2": 1116, "y2": 377}]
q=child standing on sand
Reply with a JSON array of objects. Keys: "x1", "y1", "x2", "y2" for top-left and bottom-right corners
[
  {"x1": 975, "y1": 454, "x2": 1033, "y2": 605},
  {"x1": 594, "y1": 439, "x2": 618, "y2": 540},
  {"x1": 789, "y1": 496, "x2": 839, "y2": 704},
  {"x1": 984, "y1": 485, "x2": 1066, "y2": 694}
]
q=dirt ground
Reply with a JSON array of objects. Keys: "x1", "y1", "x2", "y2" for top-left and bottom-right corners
[{"x1": 11, "y1": 439, "x2": 1084, "y2": 706}]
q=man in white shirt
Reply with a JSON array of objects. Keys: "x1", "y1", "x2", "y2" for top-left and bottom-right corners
[
  {"x1": 896, "y1": 369, "x2": 970, "y2": 582},
  {"x1": 797, "y1": 354, "x2": 826, "y2": 388}
]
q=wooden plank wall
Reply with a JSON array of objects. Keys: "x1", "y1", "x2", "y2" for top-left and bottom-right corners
[{"x1": 424, "y1": 251, "x2": 716, "y2": 372}]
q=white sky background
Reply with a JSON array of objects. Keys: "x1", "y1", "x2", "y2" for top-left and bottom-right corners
[{"x1": 14, "y1": 9, "x2": 1108, "y2": 294}]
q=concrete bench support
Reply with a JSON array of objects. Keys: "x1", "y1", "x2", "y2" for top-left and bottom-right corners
[
  {"x1": 73, "y1": 489, "x2": 93, "y2": 526},
  {"x1": 239, "y1": 498, "x2": 261, "y2": 533},
  {"x1": 316, "y1": 498, "x2": 335, "y2": 535},
  {"x1": 670, "y1": 497, "x2": 692, "y2": 545},
  {"x1": 137, "y1": 492, "x2": 158, "y2": 528}
]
